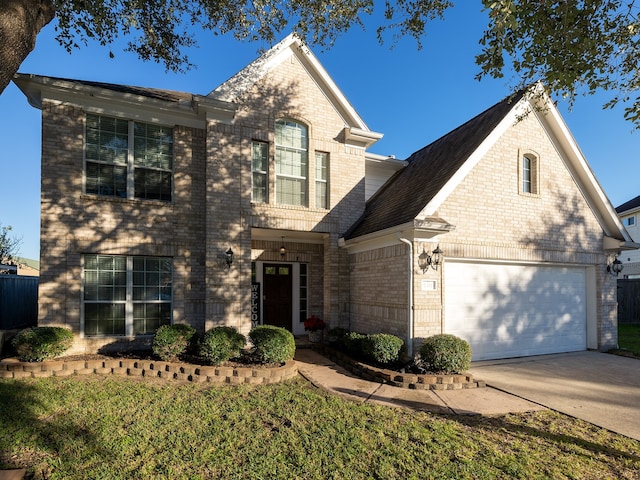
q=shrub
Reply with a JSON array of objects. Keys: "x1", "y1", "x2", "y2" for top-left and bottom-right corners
[
  {"x1": 327, "y1": 327, "x2": 350, "y2": 347},
  {"x1": 249, "y1": 326, "x2": 295, "y2": 364},
  {"x1": 343, "y1": 331, "x2": 366, "y2": 355},
  {"x1": 361, "y1": 333, "x2": 404, "y2": 366},
  {"x1": 11, "y1": 327, "x2": 74, "y2": 362},
  {"x1": 199, "y1": 326, "x2": 246, "y2": 365},
  {"x1": 152, "y1": 324, "x2": 197, "y2": 362},
  {"x1": 418, "y1": 334, "x2": 472, "y2": 374}
]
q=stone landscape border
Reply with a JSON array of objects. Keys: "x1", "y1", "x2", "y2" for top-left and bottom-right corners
[
  {"x1": 312, "y1": 343, "x2": 485, "y2": 390},
  {"x1": 0, "y1": 357, "x2": 298, "y2": 385}
]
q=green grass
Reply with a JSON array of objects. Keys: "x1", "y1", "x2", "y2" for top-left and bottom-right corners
[
  {"x1": 618, "y1": 324, "x2": 640, "y2": 356},
  {"x1": 1, "y1": 376, "x2": 639, "y2": 479}
]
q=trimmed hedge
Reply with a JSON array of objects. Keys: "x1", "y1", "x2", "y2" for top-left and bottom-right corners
[
  {"x1": 152, "y1": 324, "x2": 197, "y2": 362},
  {"x1": 199, "y1": 326, "x2": 246, "y2": 366},
  {"x1": 11, "y1": 327, "x2": 74, "y2": 362},
  {"x1": 361, "y1": 333, "x2": 404, "y2": 366},
  {"x1": 249, "y1": 326, "x2": 295, "y2": 364},
  {"x1": 418, "y1": 334, "x2": 472, "y2": 374}
]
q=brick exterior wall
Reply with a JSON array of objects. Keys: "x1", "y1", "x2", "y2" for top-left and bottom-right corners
[
  {"x1": 349, "y1": 109, "x2": 618, "y2": 355},
  {"x1": 39, "y1": 102, "x2": 207, "y2": 353},
  {"x1": 205, "y1": 52, "x2": 366, "y2": 334},
  {"x1": 36, "y1": 48, "x2": 367, "y2": 352}
]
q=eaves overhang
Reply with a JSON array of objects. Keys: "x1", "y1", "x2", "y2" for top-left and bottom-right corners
[
  {"x1": 604, "y1": 236, "x2": 640, "y2": 252},
  {"x1": 13, "y1": 74, "x2": 237, "y2": 128},
  {"x1": 339, "y1": 218, "x2": 455, "y2": 252},
  {"x1": 344, "y1": 127, "x2": 383, "y2": 149}
]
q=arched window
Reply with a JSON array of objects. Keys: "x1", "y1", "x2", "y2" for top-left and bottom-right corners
[
  {"x1": 520, "y1": 152, "x2": 539, "y2": 195},
  {"x1": 275, "y1": 119, "x2": 308, "y2": 206}
]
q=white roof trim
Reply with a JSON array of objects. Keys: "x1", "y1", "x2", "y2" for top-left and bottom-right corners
[
  {"x1": 418, "y1": 99, "x2": 527, "y2": 217},
  {"x1": 13, "y1": 74, "x2": 238, "y2": 128},
  {"x1": 417, "y1": 87, "x2": 631, "y2": 243},
  {"x1": 209, "y1": 33, "x2": 381, "y2": 135}
]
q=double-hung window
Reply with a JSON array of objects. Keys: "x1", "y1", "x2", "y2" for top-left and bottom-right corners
[
  {"x1": 275, "y1": 119, "x2": 308, "y2": 206},
  {"x1": 252, "y1": 140, "x2": 269, "y2": 203},
  {"x1": 315, "y1": 152, "x2": 329, "y2": 209},
  {"x1": 85, "y1": 114, "x2": 173, "y2": 201},
  {"x1": 83, "y1": 254, "x2": 172, "y2": 336}
]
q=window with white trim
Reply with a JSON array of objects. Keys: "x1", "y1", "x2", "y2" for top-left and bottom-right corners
[
  {"x1": 625, "y1": 216, "x2": 636, "y2": 226},
  {"x1": 275, "y1": 119, "x2": 308, "y2": 206},
  {"x1": 85, "y1": 114, "x2": 173, "y2": 201},
  {"x1": 83, "y1": 254, "x2": 172, "y2": 336},
  {"x1": 315, "y1": 152, "x2": 329, "y2": 209},
  {"x1": 519, "y1": 152, "x2": 539, "y2": 195},
  {"x1": 252, "y1": 140, "x2": 269, "y2": 203}
]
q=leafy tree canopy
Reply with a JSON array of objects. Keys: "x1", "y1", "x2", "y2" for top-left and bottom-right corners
[
  {"x1": 1, "y1": 0, "x2": 640, "y2": 125},
  {"x1": 0, "y1": 223, "x2": 22, "y2": 271}
]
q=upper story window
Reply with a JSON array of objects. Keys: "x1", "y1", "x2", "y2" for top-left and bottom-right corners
[
  {"x1": 252, "y1": 140, "x2": 269, "y2": 203},
  {"x1": 519, "y1": 152, "x2": 539, "y2": 196},
  {"x1": 315, "y1": 151, "x2": 329, "y2": 209},
  {"x1": 85, "y1": 114, "x2": 173, "y2": 202},
  {"x1": 625, "y1": 216, "x2": 636, "y2": 227},
  {"x1": 275, "y1": 119, "x2": 308, "y2": 206}
]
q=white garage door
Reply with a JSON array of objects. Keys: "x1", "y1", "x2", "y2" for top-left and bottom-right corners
[{"x1": 444, "y1": 262, "x2": 587, "y2": 361}]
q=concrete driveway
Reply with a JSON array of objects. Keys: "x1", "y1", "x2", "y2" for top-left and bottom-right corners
[{"x1": 470, "y1": 351, "x2": 640, "y2": 441}]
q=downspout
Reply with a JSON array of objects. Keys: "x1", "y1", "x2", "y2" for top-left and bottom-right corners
[{"x1": 397, "y1": 234, "x2": 414, "y2": 358}]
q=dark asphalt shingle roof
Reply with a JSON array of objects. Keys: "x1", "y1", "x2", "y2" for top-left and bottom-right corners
[
  {"x1": 43, "y1": 75, "x2": 194, "y2": 103},
  {"x1": 616, "y1": 195, "x2": 640, "y2": 213},
  {"x1": 344, "y1": 90, "x2": 526, "y2": 240}
]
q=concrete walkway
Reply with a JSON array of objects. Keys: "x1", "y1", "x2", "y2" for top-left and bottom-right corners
[
  {"x1": 294, "y1": 348, "x2": 545, "y2": 415},
  {"x1": 470, "y1": 351, "x2": 640, "y2": 441}
]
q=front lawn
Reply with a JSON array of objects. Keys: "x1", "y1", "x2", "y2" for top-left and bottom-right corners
[
  {"x1": 1, "y1": 376, "x2": 639, "y2": 479},
  {"x1": 618, "y1": 324, "x2": 640, "y2": 356}
]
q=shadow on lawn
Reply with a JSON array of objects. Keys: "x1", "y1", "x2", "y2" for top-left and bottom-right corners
[
  {"x1": 0, "y1": 380, "x2": 110, "y2": 475},
  {"x1": 454, "y1": 413, "x2": 640, "y2": 464}
]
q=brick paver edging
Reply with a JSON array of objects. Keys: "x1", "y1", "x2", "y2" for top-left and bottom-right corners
[
  {"x1": 312, "y1": 344, "x2": 485, "y2": 390},
  {"x1": 0, "y1": 357, "x2": 298, "y2": 385}
]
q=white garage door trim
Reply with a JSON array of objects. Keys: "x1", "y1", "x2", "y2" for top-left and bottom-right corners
[{"x1": 444, "y1": 260, "x2": 588, "y2": 361}]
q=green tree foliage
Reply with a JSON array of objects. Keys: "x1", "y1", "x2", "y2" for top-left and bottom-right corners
[
  {"x1": 0, "y1": 223, "x2": 22, "y2": 272},
  {"x1": 2, "y1": 1, "x2": 640, "y2": 126}
]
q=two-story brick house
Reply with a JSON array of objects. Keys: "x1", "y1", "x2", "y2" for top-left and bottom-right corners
[{"x1": 14, "y1": 34, "x2": 635, "y2": 359}]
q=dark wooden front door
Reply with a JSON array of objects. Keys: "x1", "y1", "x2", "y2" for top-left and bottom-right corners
[{"x1": 263, "y1": 264, "x2": 292, "y2": 330}]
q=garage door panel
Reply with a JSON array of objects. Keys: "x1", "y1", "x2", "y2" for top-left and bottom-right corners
[{"x1": 444, "y1": 262, "x2": 587, "y2": 361}]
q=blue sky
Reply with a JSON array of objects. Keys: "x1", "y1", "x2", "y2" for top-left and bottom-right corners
[{"x1": 1, "y1": 5, "x2": 638, "y2": 260}]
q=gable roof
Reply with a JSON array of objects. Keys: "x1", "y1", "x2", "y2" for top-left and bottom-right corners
[
  {"x1": 344, "y1": 86, "x2": 633, "y2": 246},
  {"x1": 344, "y1": 90, "x2": 526, "y2": 240},
  {"x1": 616, "y1": 195, "x2": 640, "y2": 214},
  {"x1": 209, "y1": 33, "x2": 382, "y2": 144}
]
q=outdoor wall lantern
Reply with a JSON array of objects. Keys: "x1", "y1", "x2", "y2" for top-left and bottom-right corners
[
  {"x1": 280, "y1": 236, "x2": 286, "y2": 258},
  {"x1": 607, "y1": 255, "x2": 623, "y2": 277},
  {"x1": 418, "y1": 245, "x2": 443, "y2": 273},
  {"x1": 224, "y1": 248, "x2": 234, "y2": 270}
]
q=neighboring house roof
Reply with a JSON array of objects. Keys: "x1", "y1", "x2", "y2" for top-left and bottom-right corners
[
  {"x1": 343, "y1": 85, "x2": 633, "y2": 247},
  {"x1": 616, "y1": 195, "x2": 640, "y2": 214},
  {"x1": 209, "y1": 33, "x2": 382, "y2": 147}
]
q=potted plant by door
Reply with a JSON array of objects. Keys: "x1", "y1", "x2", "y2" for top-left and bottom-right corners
[{"x1": 304, "y1": 315, "x2": 326, "y2": 343}]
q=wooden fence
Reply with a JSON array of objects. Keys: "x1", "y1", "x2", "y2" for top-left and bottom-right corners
[
  {"x1": 0, "y1": 275, "x2": 38, "y2": 330},
  {"x1": 618, "y1": 279, "x2": 640, "y2": 325}
]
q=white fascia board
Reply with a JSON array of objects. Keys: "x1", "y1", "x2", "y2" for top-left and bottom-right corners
[
  {"x1": 14, "y1": 74, "x2": 221, "y2": 129},
  {"x1": 340, "y1": 220, "x2": 452, "y2": 254},
  {"x1": 344, "y1": 127, "x2": 384, "y2": 149},
  {"x1": 294, "y1": 41, "x2": 371, "y2": 131},
  {"x1": 418, "y1": 99, "x2": 526, "y2": 217},
  {"x1": 533, "y1": 93, "x2": 632, "y2": 242},
  {"x1": 365, "y1": 152, "x2": 406, "y2": 165}
]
